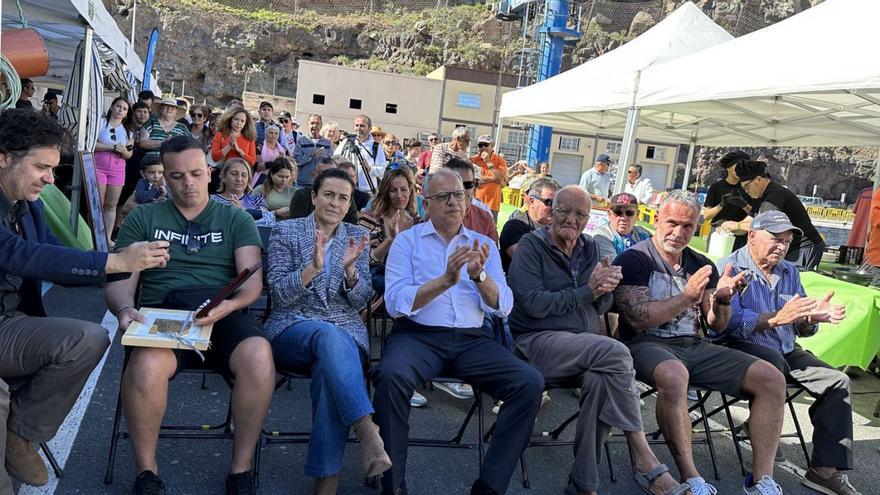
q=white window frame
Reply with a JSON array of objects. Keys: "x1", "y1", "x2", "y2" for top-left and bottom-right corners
[
  {"x1": 646, "y1": 145, "x2": 666, "y2": 161},
  {"x1": 558, "y1": 136, "x2": 580, "y2": 152},
  {"x1": 605, "y1": 141, "x2": 622, "y2": 155}
]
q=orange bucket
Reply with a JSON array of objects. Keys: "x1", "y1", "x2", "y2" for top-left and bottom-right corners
[{"x1": 1, "y1": 28, "x2": 49, "y2": 78}]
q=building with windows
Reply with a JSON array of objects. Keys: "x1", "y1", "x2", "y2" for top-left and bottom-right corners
[
  {"x1": 294, "y1": 61, "x2": 679, "y2": 189},
  {"x1": 294, "y1": 60, "x2": 442, "y2": 140}
]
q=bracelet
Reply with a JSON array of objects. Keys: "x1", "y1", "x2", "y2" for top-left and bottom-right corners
[
  {"x1": 715, "y1": 298, "x2": 731, "y2": 306},
  {"x1": 115, "y1": 305, "x2": 132, "y2": 318}
]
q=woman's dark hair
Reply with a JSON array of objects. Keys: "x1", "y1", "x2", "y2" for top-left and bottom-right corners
[
  {"x1": 312, "y1": 168, "x2": 354, "y2": 197},
  {"x1": 0, "y1": 109, "x2": 72, "y2": 155},
  {"x1": 104, "y1": 97, "x2": 133, "y2": 137},
  {"x1": 261, "y1": 157, "x2": 294, "y2": 198}
]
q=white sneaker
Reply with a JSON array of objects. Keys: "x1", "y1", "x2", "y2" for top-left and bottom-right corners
[
  {"x1": 686, "y1": 476, "x2": 718, "y2": 495},
  {"x1": 493, "y1": 391, "x2": 550, "y2": 415},
  {"x1": 433, "y1": 382, "x2": 474, "y2": 399},
  {"x1": 410, "y1": 391, "x2": 427, "y2": 408},
  {"x1": 743, "y1": 475, "x2": 783, "y2": 494}
]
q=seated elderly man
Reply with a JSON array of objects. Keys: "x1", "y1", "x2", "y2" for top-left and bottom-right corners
[
  {"x1": 508, "y1": 186, "x2": 690, "y2": 495},
  {"x1": 107, "y1": 136, "x2": 275, "y2": 495},
  {"x1": 613, "y1": 190, "x2": 787, "y2": 495},
  {"x1": 714, "y1": 211, "x2": 859, "y2": 495},
  {"x1": 499, "y1": 176, "x2": 560, "y2": 273},
  {"x1": 373, "y1": 169, "x2": 544, "y2": 495},
  {"x1": 593, "y1": 192, "x2": 652, "y2": 260}
]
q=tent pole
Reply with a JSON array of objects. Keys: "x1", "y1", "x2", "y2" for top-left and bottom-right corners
[
  {"x1": 867, "y1": 146, "x2": 880, "y2": 246},
  {"x1": 70, "y1": 28, "x2": 95, "y2": 235},
  {"x1": 682, "y1": 140, "x2": 696, "y2": 191},
  {"x1": 130, "y1": 0, "x2": 138, "y2": 50},
  {"x1": 614, "y1": 107, "x2": 640, "y2": 194}
]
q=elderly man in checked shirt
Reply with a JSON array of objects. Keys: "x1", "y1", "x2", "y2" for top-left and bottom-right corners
[{"x1": 712, "y1": 210, "x2": 861, "y2": 495}]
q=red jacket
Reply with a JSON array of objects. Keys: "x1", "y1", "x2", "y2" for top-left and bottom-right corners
[{"x1": 211, "y1": 132, "x2": 256, "y2": 165}]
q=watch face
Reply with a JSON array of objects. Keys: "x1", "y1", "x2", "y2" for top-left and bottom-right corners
[{"x1": 478, "y1": 270, "x2": 487, "y2": 282}]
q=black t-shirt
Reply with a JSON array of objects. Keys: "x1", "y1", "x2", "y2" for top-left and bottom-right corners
[
  {"x1": 15, "y1": 99, "x2": 34, "y2": 110},
  {"x1": 756, "y1": 181, "x2": 822, "y2": 251},
  {"x1": 613, "y1": 239, "x2": 719, "y2": 341},
  {"x1": 499, "y1": 217, "x2": 535, "y2": 273},
  {"x1": 704, "y1": 179, "x2": 750, "y2": 224}
]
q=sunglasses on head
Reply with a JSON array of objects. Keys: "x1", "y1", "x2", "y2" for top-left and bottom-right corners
[
  {"x1": 529, "y1": 195, "x2": 553, "y2": 207},
  {"x1": 186, "y1": 222, "x2": 204, "y2": 255},
  {"x1": 612, "y1": 208, "x2": 637, "y2": 217}
]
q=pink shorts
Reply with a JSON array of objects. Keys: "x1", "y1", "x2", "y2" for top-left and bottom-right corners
[{"x1": 94, "y1": 151, "x2": 126, "y2": 186}]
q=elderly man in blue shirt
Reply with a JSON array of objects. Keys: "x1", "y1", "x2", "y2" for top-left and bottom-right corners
[
  {"x1": 372, "y1": 169, "x2": 544, "y2": 495},
  {"x1": 714, "y1": 210, "x2": 860, "y2": 495}
]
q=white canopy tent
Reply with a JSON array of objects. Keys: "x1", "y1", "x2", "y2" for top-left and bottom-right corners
[{"x1": 500, "y1": 0, "x2": 880, "y2": 193}]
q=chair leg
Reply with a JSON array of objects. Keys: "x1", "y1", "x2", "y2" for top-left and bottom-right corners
[
  {"x1": 787, "y1": 391, "x2": 811, "y2": 466},
  {"x1": 40, "y1": 443, "x2": 63, "y2": 478},
  {"x1": 605, "y1": 441, "x2": 616, "y2": 482},
  {"x1": 696, "y1": 392, "x2": 721, "y2": 481},
  {"x1": 721, "y1": 395, "x2": 747, "y2": 476},
  {"x1": 520, "y1": 454, "x2": 531, "y2": 489},
  {"x1": 476, "y1": 391, "x2": 485, "y2": 468},
  {"x1": 104, "y1": 363, "x2": 126, "y2": 484},
  {"x1": 201, "y1": 371, "x2": 208, "y2": 390}
]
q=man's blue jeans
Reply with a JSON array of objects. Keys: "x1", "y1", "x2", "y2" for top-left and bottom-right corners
[{"x1": 271, "y1": 320, "x2": 373, "y2": 478}]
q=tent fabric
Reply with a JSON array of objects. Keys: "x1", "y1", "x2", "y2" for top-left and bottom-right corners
[
  {"x1": 630, "y1": 0, "x2": 880, "y2": 147},
  {"x1": 498, "y1": 2, "x2": 733, "y2": 131},
  {"x1": 60, "y1": 39, "x2": 103, "y2": 152}
]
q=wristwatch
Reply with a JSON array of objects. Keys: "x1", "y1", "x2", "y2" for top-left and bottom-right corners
[{"x1": 470, "y1": 270, "x2": 487, "y2": 284}]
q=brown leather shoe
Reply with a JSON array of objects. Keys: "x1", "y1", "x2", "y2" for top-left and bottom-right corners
[
  {"x1": 802, "y1": 468, "x2": 862, "y2": 495},
  {"x1": 5, "y1": 430, "x2": 48, "y2": 486}
]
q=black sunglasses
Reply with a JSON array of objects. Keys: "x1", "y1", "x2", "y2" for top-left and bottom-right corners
[
  {"x1": 612, "y1": 208, "x2": 637, "y2": 217},
  {"x1": 279, "y1": 118, "x2": 289, "y2": 123},
  {"x1": 462, "y1": 180, "x2": 477, "y2": 190},
  {"x1": 186, "y1": 222, "x2": 204, "y2": 255},
  {"x1": 109, "y1": 128, "x2": 117, "y2": 141},
  {"x1": 529, "y1": 195, "x2": 553, "y2": 207},
  {"x1": 191, "y1": 113, "x2": 203, "y2": 118}
]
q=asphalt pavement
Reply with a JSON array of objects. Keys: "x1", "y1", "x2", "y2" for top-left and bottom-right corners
[{"x1": 17, "y1": 285, "x2": 880, "y2": 495}]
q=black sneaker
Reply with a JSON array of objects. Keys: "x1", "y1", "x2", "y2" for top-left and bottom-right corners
[
  {"x1": 133, "y1": 470, "x2": 165, "y2": 495},
  {"x1": 225, "y1": 471, "x2": 256, "y2": 495}
]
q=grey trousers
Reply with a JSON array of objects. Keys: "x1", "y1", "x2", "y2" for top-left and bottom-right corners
[
  {"x1": 515, "y1": 331, "x2": 644, "y2": 493},
  {"x1": 0, "y1": 314, "x2": 110, "y2": 442},
  {"x1": 727, "y1": 340, "x2": 854, "y2": 470},
  {"x1": 0, "y1": 378, "x2": 11, "y2": 495}
]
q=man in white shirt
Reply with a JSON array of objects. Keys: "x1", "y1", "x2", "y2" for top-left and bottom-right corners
[
  {"x1": 624, "y1": 164, "x2": 655, "y2": 205},
  {"x1": 334, "y1": 114, "x2": 388, "y2": 193},
  {"x1": 579, "y1": 153, "x2": 613, "y2": 205},
  {"x1": 373, "y1": 169, "x2": 544, "y2": 495}
]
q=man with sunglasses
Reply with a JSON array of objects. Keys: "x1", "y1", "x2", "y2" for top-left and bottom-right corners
[
  {"x1": 725, "y1": 160, "x2": 825, "y2": 270},
  {"x1": 374, "y1": 169, "x2": 543, "y2": 495},
  {"x1": 593, "y1": 192, "x2": 652, "y2": 260},
  {"x1": 417, "y1": 133, "x2": 439, "y2": 176},
  {"x1": 107, "y1": 136, "x2": 274, "y2": 495},
  {"x1": 0, "y1": 110, "x2": 172, "y2": 488},
  {"x1": 291, "y1": 113, "x2": 332, "y2": 189},
  {"x1": 429, "y1": 127, "x2": 471, "y2": 174},
  {"x1": 442, "y1": 158, "x2": 498, "y2": 245},
  {"x1": 499, "y1": 177, "x2": 560, "y2": 272},
  {"x1": 712, "y1": 210, "x2": 858, "y2": 495},
  {"x1": 471, "y1": 135, "x2": 507, "y2": 221}
]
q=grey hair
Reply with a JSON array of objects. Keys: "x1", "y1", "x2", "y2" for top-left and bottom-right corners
[
  {"x1": 423, "y1": 169, "x2": 462, "y2": 197},
  {"x1": 660, "y1": 189, "x2": 700, "y2": 216},
  {"x1": 628, "y1": 163, "x2": 642, "y2": 176},
  {"x1": 265, "y1": 124, "x2": 281, "y2": 134},
  {"x1": 552, "y1": 185, "x2": 590, "y2": 209},
  {"x1": 451, "y1": 126, "x2": 470, "y2": 140},
  {"x1": 527, "y1": 177, "x2": 562, "y2": 196},
  {"x1": 307, "y1": 113, "x2": 322, "y2": 122},
  {"x1": 354, "y1": 114, "x2": 372, "y2": 127}
]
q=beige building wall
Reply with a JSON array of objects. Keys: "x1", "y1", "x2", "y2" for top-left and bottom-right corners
[{"x1": 296, "y1": 60, "x2": 442, "y2": 140}]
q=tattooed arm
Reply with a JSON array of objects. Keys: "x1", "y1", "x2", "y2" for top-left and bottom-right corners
[{"x1": 613, "y1": 284, "x2": 695, "y2": 334}]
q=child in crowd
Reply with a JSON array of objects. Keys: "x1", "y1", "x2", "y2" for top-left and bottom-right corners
[{"x1": 121, "y1": 155, "x2": 167, "y2": 217}]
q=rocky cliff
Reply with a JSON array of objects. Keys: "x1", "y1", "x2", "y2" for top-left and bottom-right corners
[{"x1": 107, "y1": 0, "x2": 876, "y2": 201}]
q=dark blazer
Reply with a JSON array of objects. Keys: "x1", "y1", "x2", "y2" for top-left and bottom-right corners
[{"x1": 0, "y1": 196, "x2": 108, "y2": 316}]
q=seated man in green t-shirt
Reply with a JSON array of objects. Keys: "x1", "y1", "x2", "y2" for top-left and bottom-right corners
[{"x1": 106, "y1": 136, "x2": 274, "y2": 495}]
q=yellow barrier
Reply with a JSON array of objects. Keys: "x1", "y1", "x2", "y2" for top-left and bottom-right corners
[
  {"x1": 502, "y1": 187, "x2": 523, "y2": 208},
  {"x1": 805, "y1": 206, "x2": 854, "y2": 223}
]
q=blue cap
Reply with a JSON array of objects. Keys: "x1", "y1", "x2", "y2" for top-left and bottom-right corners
[
  {"x1": 596, "y1": 153, "x2": 612, "y2": 164},
  {"x1": 751, "y1": 210, "x2": 803, "y2": 236}
]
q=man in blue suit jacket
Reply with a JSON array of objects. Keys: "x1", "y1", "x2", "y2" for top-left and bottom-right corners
[{"x1": 0, "y1": 109, "x2": 170, "y2": 488}]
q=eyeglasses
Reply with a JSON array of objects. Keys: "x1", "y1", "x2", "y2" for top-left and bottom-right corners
[
  {"x1": 428, "y1": 138, "x2": 439, "y2": 142},
  {"x1": 612, "y1": 208, "x2": 637, "y2": 217},
  {"x1": 553, "y1": 208, "x2": 589, "y2": 222},
  {"x1": 383, "y1": 141, "x2": 399, "y2": 146},
  {"x1": 627, "y1": 170, "x2": 638, "y2": 175},
  {"x1": 279, "y1": 118, "x2": 289, "y2": 123},
  {"x1": 192, "y1": 113, "x2": 204, "y2": 118},
  {"x1": 426, "y1": 190, "x2": 466, "y2": 203},
  {"x1": 529, "y1": 195, "x2": 553, "y2": 207},
  {"x1": 186, "y1": 222, "x2": 204, "y2": 255}
]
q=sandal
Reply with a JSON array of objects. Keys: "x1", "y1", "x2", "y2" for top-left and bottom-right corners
[{"x1": 634, "y1": 463, "x2": 691, "y2": 495}]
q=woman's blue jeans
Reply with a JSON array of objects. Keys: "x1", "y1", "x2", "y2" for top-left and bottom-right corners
[{"x1": 271, "y1": 320, "x2": 373, "y2": 478}]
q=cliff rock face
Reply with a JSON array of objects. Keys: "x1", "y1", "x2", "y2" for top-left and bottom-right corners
[{"x1": 108, "y1": 0, "x2": 874, "y2": 201}]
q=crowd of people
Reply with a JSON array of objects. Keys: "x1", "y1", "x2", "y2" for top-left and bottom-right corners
[{"x1": 0, "y1": 89, "x2": 868, "y2": 495}]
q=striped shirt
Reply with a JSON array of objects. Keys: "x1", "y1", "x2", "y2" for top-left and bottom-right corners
[
  {"x1": 142, "y1": 118, "x2": 190, "y2": 155},
  {"x1": 713, "y1": 247, "x2": 809, "y2": 353}
]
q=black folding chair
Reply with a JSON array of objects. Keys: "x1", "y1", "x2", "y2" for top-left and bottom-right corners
[{"x1": 4, "y1": 376, "x2": 64, "y2": 479}]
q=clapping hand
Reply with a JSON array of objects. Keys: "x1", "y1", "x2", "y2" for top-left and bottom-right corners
[
  {"x1": 772, "y1": 294, "x2": 818, "y2": 326},
  {"x1": 588, "y1": 256, "x2": 623, "y2": 297},
  {"x1": 808, "y1": 290, "x2": 846, "y2": 324},
  {"x1": 343, "y1": 235, "x2": 369, "y2": 274},
  {"x1": 683, "y1": 265, "x2": 714, "y2": 303},
  {"x1": 714, "y1": 263, "x2": 748, "y2": 302},
  {"x1": 466, "y1": 239, "x2": 490, "y2": 280},
  {"x1": 443, "y1": 245, "x2": 472, "y2": 286},
  {"x1": 312, "y1": 230, "x2": 328, "y2": 270}
]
